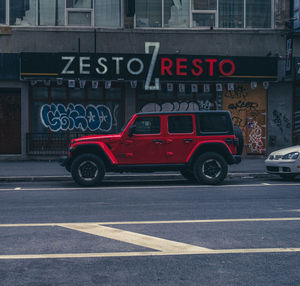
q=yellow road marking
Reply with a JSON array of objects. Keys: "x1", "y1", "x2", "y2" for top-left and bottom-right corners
[
  {"x1": 2, "y1": 217, "x2": 300, "y2": 228},
  {"x1": 58, "y1": 223, "x2": 211, "y2": 252},
  {"x1": 1, "y1": 248, "x2": 300, "y2": 260}
]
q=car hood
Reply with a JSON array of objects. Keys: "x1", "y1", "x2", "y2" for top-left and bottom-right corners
[{"x1": 270, "y1": 145, "x2": 300, "y2": 156}]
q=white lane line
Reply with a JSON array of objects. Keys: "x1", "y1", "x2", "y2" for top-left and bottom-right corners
[
  {"x1": 1, "y1": 248, "x2": 300, "y2": 260},
  {"x1": 1, "y1": 182, "x2": 300, "y2": 192},
  {"x1": 2, "y1": 217, "x2": 300, "y2": 228},
  {"x1": 58, "y1": 223, "x2": 211, "y2": 252}
]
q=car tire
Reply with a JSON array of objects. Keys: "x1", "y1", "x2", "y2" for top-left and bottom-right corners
[
  {"x1": 233, "y1": 126, "x2": 244, "y2": 155},
  {"x1": 180, "y1": 169, "x2": 197, "y2": 182},
  {"x1": 71, "y1": 153, "x2": 105, "y2": 187},
  {"x1": 279, "y1": 174, "x2": 297, "y2": 181},
  {"x1": 193, "y1": 152, "x2": 228, "y2": 185}
]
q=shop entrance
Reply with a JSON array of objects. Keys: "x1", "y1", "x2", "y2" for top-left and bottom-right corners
[{"x1": 0, "y1": 89, "x2": 21, "y2": 154}]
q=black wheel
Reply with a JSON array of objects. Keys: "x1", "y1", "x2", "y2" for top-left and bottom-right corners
[
  {"x1": 233, "y1": 126, "x2": 244, "y2": 155},
  {"x1": 279, "y1": 174, "x2": 297, "y2": 181},
  {"x1": 180, "y1": 169, "x2": 197, "y2": 182},
  {"x1": 193, "y1": 152, "x2": 228, "y2": 185},
  {"x1": 71, "y1": 153, "x2": 105, "y2": 187}
]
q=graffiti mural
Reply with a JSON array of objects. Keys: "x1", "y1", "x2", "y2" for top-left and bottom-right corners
[
  {"x1": 222, "y1": 84, "x2": 267, "y2": 155},
  {"x1": 248, "y1": 121, "x2": 264, "y2": 154},
  {"x1": 141, "y1": 100, "x2": 216, "y2": 112},
  {"x1": 40, "y1": 103, "x2": 114, "y2": 132}
]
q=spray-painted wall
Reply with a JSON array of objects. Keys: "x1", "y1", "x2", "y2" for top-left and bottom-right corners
[
  {"x1": 268, "y1": 83, "x2": 293, "y2": 154},
  {"x1": 223, "y1": 84, "x2": 267, "y2": 155}
]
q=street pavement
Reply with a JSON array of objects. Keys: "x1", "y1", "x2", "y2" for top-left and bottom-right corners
[
  {"x1": 0, "y1": 157, "x2": 269, "y2": 182},
  {"x1": 1, "y1": 179, "x2": 300, "y2": 285}
]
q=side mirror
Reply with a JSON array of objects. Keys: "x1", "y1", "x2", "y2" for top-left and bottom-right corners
[{"x1": 128, "y1": 125, "x2": 136, "y2": 137}]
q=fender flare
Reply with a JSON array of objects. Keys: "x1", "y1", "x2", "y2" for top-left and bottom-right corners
[
  {"x1": 71, "y1": 142, "x2": 118, "y2": 165},
  {"x1": 186, "y1": 141, "x2": 235, "y2": 165}
]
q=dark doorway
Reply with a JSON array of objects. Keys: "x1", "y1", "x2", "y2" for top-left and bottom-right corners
[{"x1": 0, "y1": 89, "x2": 21, "y2": 154}]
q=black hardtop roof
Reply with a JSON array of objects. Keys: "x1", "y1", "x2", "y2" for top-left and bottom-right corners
[{"x1": 136, "y1": 110, "x2": 231, "y2": 116}]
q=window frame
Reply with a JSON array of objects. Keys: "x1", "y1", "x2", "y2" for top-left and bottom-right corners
[
  {"x1": 134, "y1": 0, "x2": 275, "y2": 29},
  {"x1": 3, "y1": 0, "x2": 123, "y2": 28}
]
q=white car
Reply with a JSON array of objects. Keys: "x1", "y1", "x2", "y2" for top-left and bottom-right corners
[{"x1": 265, "y1": 146, "x2": 300, "y2": 180}]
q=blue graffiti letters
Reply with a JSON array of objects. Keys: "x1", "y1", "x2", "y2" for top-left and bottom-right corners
[{"x1": 40, "y1": 103, "x2": 112, "y2": 132}]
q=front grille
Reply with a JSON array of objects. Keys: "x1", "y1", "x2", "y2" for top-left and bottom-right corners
[
  {"x1": 267, "y1": 166, "x2": 279, "y2": 172},
  {"x1": 275, "y1": 155, "x2": 282, "y2": 160},
  {"x1": 283, "y1": 167, "x2": 291, "y2": 172}
]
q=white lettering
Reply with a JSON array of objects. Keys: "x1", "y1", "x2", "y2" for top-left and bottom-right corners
[
  {"x1": 61, "y1": 56, "x2": 75, "y2": 74},
  {"x1": 80, "y1": 57, "x2": 90, "y2": 74},
  {"x1": 96, "y1": 57, "x2": 108, "y2": 75},
  {"x1": 112, "y1": 57, "x2": 124, "y2": 75},
  {"x1": 145, "y1": 42, "x2": 160, "y2": 90},
  {"x1": 127, "y1": 58, "x2": 144, "y2": 75}
]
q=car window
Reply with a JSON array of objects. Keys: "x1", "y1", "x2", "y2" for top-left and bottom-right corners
[
  {"x1": 168, "y1": 116, "x2": 193, "y2": 134},
  {"x1": 134, "y1": 116, "x2": 161, "y2": 134},
  {"x1": 197, "y1": 113, "x2": 232, "y2": 133}
]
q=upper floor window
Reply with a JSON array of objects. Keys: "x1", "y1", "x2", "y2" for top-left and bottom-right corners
[
  {"x1": 136, "y1": 0, "x2": 273, "y2": 29},
  {"x1": 2, "y1": 0, "x2": 121, "y2": 28}
]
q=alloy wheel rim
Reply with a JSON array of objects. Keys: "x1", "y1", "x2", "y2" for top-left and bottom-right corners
[
  {"x1": 78, "y1": 160, "x2": 99, "y2": 181},
  {"x1": 202, "y1": 159, "x2": 222, "y2": 179}
]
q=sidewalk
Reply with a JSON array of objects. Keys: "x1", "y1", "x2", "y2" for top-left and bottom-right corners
[{"x1": 0, "y1": 157, "x2": 269, "y2": 182}]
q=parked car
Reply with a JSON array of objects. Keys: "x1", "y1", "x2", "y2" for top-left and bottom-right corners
[
  {"x1": 60, "y1": 111, "x2": 243, "y2": 187},
  {"x1": 265, "y1": 146, "x2": 300, "y2": 180}
]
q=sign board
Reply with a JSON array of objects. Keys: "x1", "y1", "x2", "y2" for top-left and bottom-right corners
[{"x1": 21, "y1": 53, "x2": 278, "y2": 83}]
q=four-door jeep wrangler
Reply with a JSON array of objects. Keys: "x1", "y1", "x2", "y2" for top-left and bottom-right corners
[{"x1": 61, "y1": 111, "x2": 242, "y2": 186}]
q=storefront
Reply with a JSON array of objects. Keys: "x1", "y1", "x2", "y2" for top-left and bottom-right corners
[{"x1": 0, "y1": 49, "x2": 278, "y2": 157}]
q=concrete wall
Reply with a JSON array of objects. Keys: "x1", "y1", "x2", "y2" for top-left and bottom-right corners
[
  {"x1": 0, "y1": 28, "x2": 287, "y2": 57},
  {"x1": 268, "y1": 83, "x2": 293, "y2": 154}
]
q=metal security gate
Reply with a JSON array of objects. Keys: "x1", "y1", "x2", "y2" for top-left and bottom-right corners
[{"x1": 0, "y1": 90, "x2": 21, "y2": 154}]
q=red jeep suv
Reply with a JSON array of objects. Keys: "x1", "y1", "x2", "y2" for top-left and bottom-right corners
[{"x1": 61, "y1": 111, "x2": 242, "y2": 186}]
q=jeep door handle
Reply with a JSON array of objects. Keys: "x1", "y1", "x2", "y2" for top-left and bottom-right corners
[
  {"x1": 183, "y1": 139, "x2": 193, "y2": 143},
  {"x1": 153, "y1": 139, "x2": 163, "y2": 144}
]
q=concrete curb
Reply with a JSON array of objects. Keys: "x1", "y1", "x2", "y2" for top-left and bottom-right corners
[{"x1": 0, "y1": 172, "x2": 275, "y2": 183}]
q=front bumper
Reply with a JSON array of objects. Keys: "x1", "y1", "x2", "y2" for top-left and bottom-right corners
[{"x1": 265, "y1": 159, "x2": 300, "y2": 174}]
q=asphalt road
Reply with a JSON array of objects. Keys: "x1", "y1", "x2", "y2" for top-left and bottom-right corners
[{"x1": 1, "y1": 177, "x2": 300, "y2": 285}]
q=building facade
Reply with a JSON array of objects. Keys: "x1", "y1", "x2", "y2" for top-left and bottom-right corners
[{"x1": 0, "y1": 0, "x2": 293, "y2": 158}]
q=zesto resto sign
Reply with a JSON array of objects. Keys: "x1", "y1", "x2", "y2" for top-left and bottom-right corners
[{"x1": 21, "y1": 42, "x2": 277, "y2": 90}]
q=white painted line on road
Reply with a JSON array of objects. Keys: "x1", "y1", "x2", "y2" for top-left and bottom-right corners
[
  {"x1": 1, "y1": 182, "x2": 300, "y2": 192},
  {"x1": 59, "y1": 223, "x2": 211, "y2": 252},
  {"x1": 1, "y1": 248, "x2": 300, "y2": 260},
  {"x1": 2, "y1": 217, "x2": 300, "y2": 228}
]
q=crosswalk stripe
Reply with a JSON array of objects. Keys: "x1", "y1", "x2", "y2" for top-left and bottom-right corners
[{"x1": 58, "y1": 223, "x2": 211, "y2": 252}]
